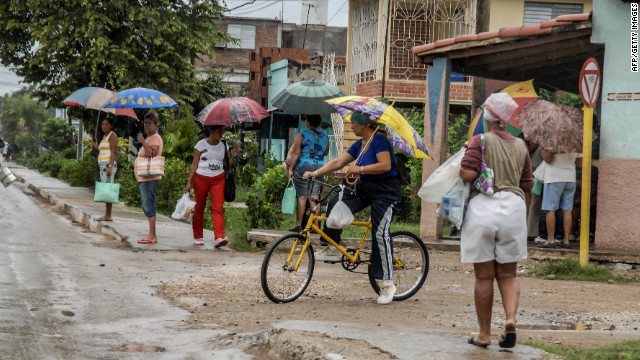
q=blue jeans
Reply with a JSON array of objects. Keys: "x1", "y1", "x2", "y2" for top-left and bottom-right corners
[{"x1": 139, "y1": 180, "x2": 160, "y2": 217}]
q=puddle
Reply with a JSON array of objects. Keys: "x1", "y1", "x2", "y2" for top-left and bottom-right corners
[
  {"x1": 123, "y1": 343, "x2": 165, "y2": 352},
  {"x1": 519, "y1": 322, "x2": 596, "y2": 331}
]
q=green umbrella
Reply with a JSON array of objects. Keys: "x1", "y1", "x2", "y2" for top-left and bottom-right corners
[{"x1": 271, "y1": 79, "x2": 345, "y2": 115}]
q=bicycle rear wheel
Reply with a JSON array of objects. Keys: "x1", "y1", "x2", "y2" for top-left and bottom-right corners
[
  {"x1": 368, "y1": 231, "x2": 429, "y2": 301},
  {"x1": 261, "y1": 234, "x2": 315, "y2": 303}
]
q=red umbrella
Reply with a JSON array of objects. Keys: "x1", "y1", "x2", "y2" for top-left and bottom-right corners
[{"x1": 195, "y1": 97, "x2": 269, "y2": 126}]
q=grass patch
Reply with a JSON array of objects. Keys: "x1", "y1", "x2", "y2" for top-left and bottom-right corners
[
  {"x1": 225, "y1": 206, "x2": 258, "y2": 252},
  {"x1": 525, "y1": 340, "x2": 640, "y2": 360},
  {"x1": 531, "y1": 258, "x2": 637, "y2": 283}
]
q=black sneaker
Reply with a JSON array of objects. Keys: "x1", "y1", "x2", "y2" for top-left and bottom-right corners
[{"x1": 288, "y1": 226, "x2": 302, "y2": 233}]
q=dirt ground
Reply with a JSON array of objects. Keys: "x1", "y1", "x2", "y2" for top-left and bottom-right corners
[{"x1": 153, "y1": 248, "x2": 640, "y2": 352}]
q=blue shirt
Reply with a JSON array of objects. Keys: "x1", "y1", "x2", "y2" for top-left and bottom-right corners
[
  {"x1": 347, "y1": 133, "x2": 398, "y2": 179},
  {"x1": 296, "y1": 128, "x2": 328, "y2": 169}
]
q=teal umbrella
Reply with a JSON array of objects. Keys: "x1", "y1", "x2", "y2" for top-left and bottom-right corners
[{"x1": 271, "y1": 79, "x2": 345, "y2": 115}]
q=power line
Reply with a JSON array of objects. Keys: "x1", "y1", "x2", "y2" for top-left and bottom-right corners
[
  {"x1": 233, "y1": 0, "x2": 279, "y2": 15},
  {"x1": 328, "y1": 0, "x2": 347, "y2": 24}
]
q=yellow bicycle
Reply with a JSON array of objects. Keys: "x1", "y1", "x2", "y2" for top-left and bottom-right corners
[{"x1": 260, "y1": 180, "x2": 429, "y2": 303}]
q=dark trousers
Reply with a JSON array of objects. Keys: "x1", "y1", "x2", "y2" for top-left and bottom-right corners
[{"x1": 323, "y1": 178, "x2": 402, "y2": 281}]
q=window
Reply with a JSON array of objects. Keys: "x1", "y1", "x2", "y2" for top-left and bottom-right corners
[
  {"x1": 226, "y1": 24, "x2": 256, "y2": 49},
  {"x1": 523, "y1": 2, "x2": 583, "y2": 26}
]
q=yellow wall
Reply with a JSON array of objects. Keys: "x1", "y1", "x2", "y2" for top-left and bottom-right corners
[{"x1": 489, "y1": 0, "x2": 592, "y2": 31}]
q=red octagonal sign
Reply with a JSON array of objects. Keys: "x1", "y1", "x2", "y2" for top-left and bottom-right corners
[{"x1": 579, "y1": 58, "x2": 601, "y2": 108}]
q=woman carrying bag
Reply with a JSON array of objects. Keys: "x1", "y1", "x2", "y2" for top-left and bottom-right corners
[
  {"x1": 185, "y1": 125, "x2": 240, "y2": 247},
  {"x1": 136, "y1": 112, "x2": 163, "y2": 244},
  {"x1": 93, "y1": 116, "x2": 118, "y2": 222},
  {"x1": 303, "y1": 112, "x2": 402, "y2": 305}
]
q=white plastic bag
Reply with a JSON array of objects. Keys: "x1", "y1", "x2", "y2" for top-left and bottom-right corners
[
  {"x1": 326, "y1": 187, "x2": 354, "y2": 229},
  {"x1": 533, "y1": 161, "x2": 546, "y2": 182},
  {"x1": 171, "y1": 193, "x2": 196, "y2": 223},
  {"x1": 418, "y1": 147, "x2": 466, "y2": 203},
  {"x1": 436, "y1": 177, "x2": 470, "y2": 230}
]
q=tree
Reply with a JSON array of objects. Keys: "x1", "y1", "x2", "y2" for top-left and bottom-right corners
[
  {"x1": 0, "y1": 0, "x2": 232, "y2": 112},
  {"x1": 0, "y1": 93, "x2": 49, "y2": 159},
  {"x1": 42, "y1": 118, "x2": 76, "y2": 151}
]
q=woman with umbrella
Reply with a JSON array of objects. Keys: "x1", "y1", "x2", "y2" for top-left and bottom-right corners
[
  {"x1": 184, "y1": 125, "x2": 241, "y2": 247},
  {"x1": 459, "y1": 93, "x2": 533, "y2": 348},
  {"x1": 303, "y1": 112, "x2": 403, "y2": 305},
  {"x1": 93, "y1": 115, "x2": 118, "y2": 222}
]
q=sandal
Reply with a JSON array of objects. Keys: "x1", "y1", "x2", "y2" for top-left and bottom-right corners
[
  {"x1": 137, "y1": 238, "x2": 157, "y2": 244},
  {"x1": 468, "y1": 337, "x2": 489, "y2": 348},
  {"x1": 560, "y1": 243, "x2": 570, "y2": 249},
  {"x1": 537, "y1": 242, "x2": 556, "y2": 249},
  {"x1": 499, "y1": 323, "x2": 517, "y2": 348},
  {"x1": 96, "y1": 217, "x2": 113, "y2": 222}
]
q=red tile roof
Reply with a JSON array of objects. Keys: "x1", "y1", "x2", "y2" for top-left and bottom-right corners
[{"x1": 412, "y1": 13, "x2": 591, "y2": 55}]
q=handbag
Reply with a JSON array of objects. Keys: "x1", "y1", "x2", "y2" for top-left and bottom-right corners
[
  {"x1": 281, "y1": 179, "x2": 297, "y2": 215},
  {"x1": 436, "y1": 177, "x2": 470, "y2": 229},
  {"x1": 135, "y1": 156, "x2": 165, "y2": 177},
  {"x1": 418, "y1": 147, "x2": 466, "y2": 203},
  {"x1": 326, "y1": 186, "x2": 354, "y2": 229},
  {"x1": 222, "y1": 140, "x2": 236, "y2": 202},
  {"x1": 471, "y1": 134, "x2": 495, "y2": 196},
  {"x1": 94, "y1": 181, "x2": 120, "y2": 203},
  {"x1": 171, "y1": 193, "x2": 196, "y2": 223}
]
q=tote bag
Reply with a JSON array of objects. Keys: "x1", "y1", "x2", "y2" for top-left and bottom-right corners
[
  {"x1": 471, "y1": 134, "x2": 495, "y2": 196},
  {"x1": 281, "y1": 179, "x2": 297, "y2": 215},
  {"x1": 94, "y1": 181, "x2": 120, "y2": 204},
  {"x1": 135, "y1": 156, "x2": 165, "y2": 177}
]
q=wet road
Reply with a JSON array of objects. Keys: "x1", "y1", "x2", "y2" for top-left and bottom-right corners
[{"x1": 0, "y1": 183, "x2": 241, "y2": 359}]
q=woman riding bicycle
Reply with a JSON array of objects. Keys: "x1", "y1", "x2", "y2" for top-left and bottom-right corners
[{"x1": 303, "y1": 112, "x2": 402, "y2": 305}]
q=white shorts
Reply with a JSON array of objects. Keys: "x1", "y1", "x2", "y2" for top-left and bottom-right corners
[{"x1": 460, "y1": 191, "x2": 528, "y2": 264}]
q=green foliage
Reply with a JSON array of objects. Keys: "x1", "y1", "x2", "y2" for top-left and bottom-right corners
[
  {"x1": 447, "y1": 112, "x2": 469, "y2": 156},
  {"x1": 0, "y1": 93, "x2": 49, "y2": 159},
  {"x1": 42, "y1": 118, "x2": 76, "y2": 151},
  {"x1": 0, "y1": 0, "x2": 232, "y2": 122},
  {"x1": 24, "y1": 149, "x2": 74, "y2": 177},
  {"x1": 539, "y1": 89, "x2": 583, "y2": 109},
  {"x1": 162, "y1": 117, "x2": 201, "y2": 162},
  {"x1": 527, "y1": 340, "x2": 640, "y2": 360},
  {"x1": 58, "y1": 152, "x2": 96, "y2": 187},
  {"x1": 531, "y1": 259, "x2": 637, "y2": 283},
  {"x1": 245, "y1": 164, "x2": 288, "y2": 228}
]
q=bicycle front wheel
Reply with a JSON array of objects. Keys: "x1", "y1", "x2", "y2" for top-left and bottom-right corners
[
  {"x1": 368, "y1": 231, "x2": 429, "y2": 301},
  {"x1": 261, "y1": 234, "x2": 315, "y2": 303}
]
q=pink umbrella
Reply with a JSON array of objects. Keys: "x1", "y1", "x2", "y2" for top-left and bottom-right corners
[
  {"x1": 515, "y1": 100, "x2": 583, "y2": 153},
  {"x1": 195, "y1": 97, "x2": 269, "y2": 126}
]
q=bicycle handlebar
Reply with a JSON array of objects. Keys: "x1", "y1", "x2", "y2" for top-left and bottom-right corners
[{"x1": 303, "y1": 177, "x2": 356, "y2": 204}]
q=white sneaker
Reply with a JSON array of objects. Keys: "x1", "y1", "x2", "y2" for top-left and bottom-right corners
[
  {"x1": 314, "y1": 246, "x2": 341, "y2": 261},
  {"x1": 194, "y1": 239, "x2": 204, "y2": 245},
  {"x1": 214, "y1": 237, "x2": 228, "y2": 248},
  {"x1": 377, "y1": 283, "x2": 396, "y2": 305},
  {"x1": 534, "y1": 236, "x2": 547, "y2": 244}
]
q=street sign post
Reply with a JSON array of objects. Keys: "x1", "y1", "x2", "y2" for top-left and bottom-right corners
[{"x1": 578, "y1": 58, "x2": 600, "y2": 267}]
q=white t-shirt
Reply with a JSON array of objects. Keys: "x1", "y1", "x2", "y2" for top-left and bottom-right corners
[
  {"x1": 195, "y1": 139, "x2": 227, "y2": 177},
  {"x1": 544, "y1": 152, "x2": 582, "y2": 183}
]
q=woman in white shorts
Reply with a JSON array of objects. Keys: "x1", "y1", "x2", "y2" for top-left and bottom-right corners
[{"x1": 459, "y1": 93, "x2": 534, "y2": 349}]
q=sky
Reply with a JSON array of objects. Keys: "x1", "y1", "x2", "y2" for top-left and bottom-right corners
[{"x1": 0, "y1": 0, "x2": 348, "y2": 97}]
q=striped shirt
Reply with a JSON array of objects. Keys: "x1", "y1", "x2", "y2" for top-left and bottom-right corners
[{"x1": 98, "y1": 132, "x2": 115, "y2": 162}]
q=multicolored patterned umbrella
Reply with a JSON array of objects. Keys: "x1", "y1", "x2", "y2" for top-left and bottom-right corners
[
  {"x1": 102, "y1": 87, "x2": 178, "y2": 108},
  {"x1": 195, "y1": 97, "x2": 270, "y2": 126},
  {"x1": 515, "y1": 100, "x2": 583, "y2": 153},
  {"x1": 271, "y1": 79, "x2": 345, "y2": 115},
  {"x1": 63, "y1": 87, "x2": 138, "y2": 119},
  {"x1": 326, "y1": 96, "x2": 432, "y2": 159},
  {"x1": 468, "y1": 80, "x2": 538, "y2": 140}
]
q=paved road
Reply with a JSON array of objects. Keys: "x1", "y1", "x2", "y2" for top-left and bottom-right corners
[{"x1": 0, "y1": 163, "x2": 556, "y2": 359}]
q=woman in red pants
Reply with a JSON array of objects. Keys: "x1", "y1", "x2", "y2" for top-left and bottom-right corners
[{"x1": 185, "y1": 125, "x2": 240, "y2": 247}]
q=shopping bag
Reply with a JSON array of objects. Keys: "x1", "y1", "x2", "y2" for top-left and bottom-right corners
[
  {"x1": 471, "y1": 134, "x2": 495, "y2": 196},
  {"x1": 281, "y1": 179, "x2": 297, "y2": 215},
  {"x1": 171, "y1": 193, "x2": 196, "y2": 223},
  {"x1": 418, "y1": 147, "x2": 466, "y2": 203},
  {"x1": 135, "y1": 156, "x2": 165, "y2": 177},
  {"x1": 1, "y1": 167, "x2": 17, "y2": 188},
  {"x1": 436, "y1": 177, "x2": 470, "y2": 230},
  {"x1": 326, "y1": 187, "x2": 354, "y2": 229},
  {"x1": 532, "y1": 178, "x2": 543, "y2": 195},
  {"x1": 94, "y1": 181, "x2": 120, "y2": 204},
  {"x1": 533, "y1": 162, "x2": 546, "y2": 182}
]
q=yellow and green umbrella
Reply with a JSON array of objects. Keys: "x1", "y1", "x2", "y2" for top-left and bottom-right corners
[{"x1": 326, "y1": 96, "x2": 432, "y2": 159}]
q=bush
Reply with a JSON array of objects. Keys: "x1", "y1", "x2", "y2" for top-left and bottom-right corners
[
  {"x1": 58, "y1": 152, "x2": 96, "y2": 187},
  {"x1": 245, "y1": 162, "x2": 288, "y2": 228}
]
